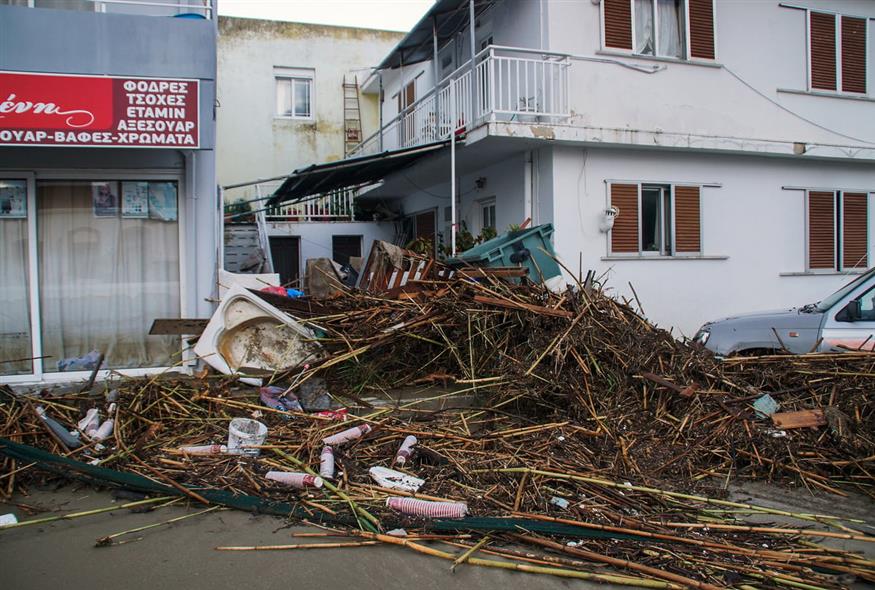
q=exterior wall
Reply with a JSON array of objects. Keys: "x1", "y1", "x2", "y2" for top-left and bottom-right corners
[
  {"x1": 0, "y1": 3, "x2": 218, "y2": 324},
  {"x1": 266, "y1": 221, "x2": 397, "y2": 268},
  {"x1": 217, "y1": 17, "x2": 403, "y2": 188},
  {"x1": 545, "y1": 0, "x2": 875, "y2": 149},
  {"x1": 548, "y1": 145, "x2": 875, "y2": 336}
]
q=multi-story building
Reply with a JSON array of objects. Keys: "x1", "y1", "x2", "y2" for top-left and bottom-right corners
[
  {"x1": 216, "y1": 17, "x2": 403, "y2": 285},
  {"x1": 0, "y1": 1, "x2": 218, "y2": 383},
  {"x1": 270, "y1": 0, "x2": 875, "y2": 335}
]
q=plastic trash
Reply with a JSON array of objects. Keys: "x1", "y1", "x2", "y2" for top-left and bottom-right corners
[
  {"x1": 227, "y1": 418, "x2": 268, "y2": 456},
  {"x1": 319, "y1": 446, "x2": 335, "y2": 479},
  {"x1": 550, "y1": 496, "x2": 570, "y2": 509},
  {"x1": 286, "y1": 288, "x2": 304, "y2": 298},
  {"x1": 178, "y1": 444, "x2": 243, "y2": 456},
  {"x1": 265, "y1": 471, "x2": 323, "y2": 489},
  {"x1": 78, "y1": 408, "x2": 101, "y2": 435},
  {"x1": 394, "y1": 435, "x2": 417, "y2": 466},
  {"x1": 56, "y1": 350, "x2": 102, "y2": 372},
  {"x1": 0, "y1": 513, "x2": 18, "y2": 526},
  {"x1": 322, "y1": 423, "x2": 372, "y2": 446},
  {"x1": 35, "y1": 406, "x2": 81, "y2": 449},
  {"x1": 369, "y1": 466, "x2": 424, "y2": 493},
  {"x1": 753, "y1": 394, "x2": 780, "y2": 419},
  {"x1": 260, "y1": 285, "x2": 289, "y2": 297},
  {"x1": 314, "y1": 408, "x2": 348, "y2": 421},
  {"x1": 386, "y1": 497, "x2": 468, "y2": 519},
  {"x1": 386, "y1": 528, "x2": 408, "y2": 537}
]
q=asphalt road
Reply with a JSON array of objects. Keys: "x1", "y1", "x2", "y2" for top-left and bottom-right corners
[{"x1": 1, "y1": 482, "x2": 872, "y2": 590}]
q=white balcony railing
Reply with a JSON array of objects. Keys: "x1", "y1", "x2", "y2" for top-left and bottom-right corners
[
  {"x1": 265, "y1": 187, "x2": 356, "y2": 222},
  {"x1": 349, "y1": 46, "x2": 570, "y2": 158}
]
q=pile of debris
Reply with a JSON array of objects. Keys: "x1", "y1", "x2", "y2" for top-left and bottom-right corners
[{"x1": 2, "y1": 269, "x2": 874, "y2": 588}]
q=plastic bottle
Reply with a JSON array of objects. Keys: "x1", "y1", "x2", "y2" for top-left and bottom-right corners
[
  {"x1": 91, "y1": 403, "x2": 116, "y2": 441},
  {"x1": 394, "y1": 435, "x2": 417, "y2": 466},
  {"x1": 35, "y1": 406, "x2": 81, "y2": 449},
  {"x1": 78, "y1": 408, "x2": 101, "y2": 437}
]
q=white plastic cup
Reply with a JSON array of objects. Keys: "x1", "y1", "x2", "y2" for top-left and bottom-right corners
[
  {"x1": 322, "y1": 423, "x2": 372, "y2": 446},
  {"x1": 265, "y1": 471, "x2": 323, "y2": 489},
  {"x1": 227, "y1": 418, "x2": 268, "y2": 456}
]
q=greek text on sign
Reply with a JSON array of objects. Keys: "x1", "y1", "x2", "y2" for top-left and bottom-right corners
[{"x1": 0, "y1": 72, "x2": 200, "y2": 148}]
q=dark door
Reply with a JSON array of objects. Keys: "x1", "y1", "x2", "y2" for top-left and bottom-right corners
[
  {"x1": 332, "y1": 235, "x2": 361, "y2": 266},
  {"x1": 269, "y1": 236, "x2": 300, "y2": 287},
  {"x1": 414, "y1": 209, "x2": 436, "y2": 256}
]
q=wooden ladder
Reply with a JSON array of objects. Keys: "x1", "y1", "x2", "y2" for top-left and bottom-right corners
[{"x1": 343, "y1": 75, "x2": 362, "y2": 156}]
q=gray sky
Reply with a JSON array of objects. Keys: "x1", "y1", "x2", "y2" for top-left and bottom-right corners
[{"x1": 219, "y1": 0, "x2": 435, "y2": 32}]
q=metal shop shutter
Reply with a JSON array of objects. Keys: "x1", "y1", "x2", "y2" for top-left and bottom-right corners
[
  {"x1": 841, "y1": 16, "x2": 867, "y2": 93},
  {"x1": 688, "y1": 0, "x2": 716, "y2": 60},
  {"x1": 843, "y1": 193, "x2": 868, "y2": 269},
  {"x1": 810, "y1": 12, "x2": 837, "y2": 91},
  {"x1": 610, "y1": 183, "x2": 639, "y2": 253},
  {"x1": 808, "y1": 191, "x2": 836, "y2": 269},
  {"x1": 604, "y1": 0, "x2": 633, "y2": 50},
  {"x1": 674, "y1": 186, "x2": 701, "y2": 253}
]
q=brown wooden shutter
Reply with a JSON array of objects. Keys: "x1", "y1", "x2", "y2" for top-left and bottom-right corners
[
  {"x1": 688, "y1": 0, "x2": 715, "y2": 60},
  {"x1": 604, "y1": 0, "x2": 633, "y2": 50},
  {"x1": 842, "y1": 192, "x2": 868, "y2": 269},
  {"x1": 810, "y1": 12, "x2": 837, "y2": 91},
  {"x1": 674, "y1": 186, "x2": 701, "y2": 253},
  {"x1": 610, "y1": 183, "x2": 639, "y2": 253},
  {"x1": 808, "y1": 191, "x2": 836, "y2": 270},
  {"x1": 841, "y1": 16, "x2": 867, "y2": 93}
]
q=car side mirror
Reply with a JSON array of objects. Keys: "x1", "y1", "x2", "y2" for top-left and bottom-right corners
[{"x1": 837, "y1": 300, "x2": 862, "y2": 322}]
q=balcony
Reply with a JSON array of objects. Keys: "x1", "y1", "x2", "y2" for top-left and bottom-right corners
[
  {"x1": 4, "y1": 0, "x2": 214, "y2": 18},
  {"x1": 349, "y1": 46, "x2": 570, "y2": 158},
  {"x1": 223, "y1": 180, "x2": 355, "y2": 223}
]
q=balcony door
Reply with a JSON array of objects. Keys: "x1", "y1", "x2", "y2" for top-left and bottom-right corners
[{"x1": 396, "y1": 80, "x2": 416, "y2": 147}]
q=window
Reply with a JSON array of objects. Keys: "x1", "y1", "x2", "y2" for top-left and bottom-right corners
[
  {"x1": 609, "y1": 182, "x2": 701, "y2": 255},
  {"x1": 0, "y1": 179, "x2": 31, "y2": 375},
  {"x1": 807, "y1": 190, "x2": 869, "y2": 271},
  {"x1": 275, "y1": 67, "x2": 314, "y2": 119},
  {"x1": 331, "y1": 235, "x2": 362, "y2": 267},
  {"x1": 603, "y1": 0, "x2": 715, "y2": 60},
  {"x1": 481, "y1": 199, "x2": 496, "y2": 232},
  {"x1": 808, "y1": 12, "x2": 867, "y2": 94}
]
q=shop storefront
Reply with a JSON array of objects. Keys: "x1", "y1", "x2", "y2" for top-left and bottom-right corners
[{"x1": 1, "y1": 70, "x2": 214, "y2": 383}]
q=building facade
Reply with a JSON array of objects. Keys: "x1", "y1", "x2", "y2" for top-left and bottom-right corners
[
  {"x1": 216, "y1": 17, "x2": 403, "y2": 285},
  {"x1": 0, "y1": 1, "x2": 219, "y2": 383},
  {"x1": 336, "y1": 0, "x2": 875, "y2": 336}
]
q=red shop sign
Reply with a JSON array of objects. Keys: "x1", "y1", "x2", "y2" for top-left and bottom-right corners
[{"x1": 0, "y1": 71, "x2": 199, "y2": 148}]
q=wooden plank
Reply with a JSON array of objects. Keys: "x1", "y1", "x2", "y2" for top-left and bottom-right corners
[
  {"x1": 457, "y1": 267, "x2": 529, "y2": 279},
  {"x1": 771, "y1": 409, "x2": 826, "y2": 430},
  {"x1": 149, "y1": 318, "x2": 210, "y2": 336}
]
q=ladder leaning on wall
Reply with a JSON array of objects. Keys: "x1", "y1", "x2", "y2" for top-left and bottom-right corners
[{"x1": 343, "y1": 75, "x2": 362, "y2": 157}]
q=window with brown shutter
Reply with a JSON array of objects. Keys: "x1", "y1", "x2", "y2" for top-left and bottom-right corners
[
  {"x1": 842, "y1": 193, "x2": 868, "y2": 269},
  {"x1": 808, "y1": 191, "x2": 836, "y2": 270},
  {"x1": 841, "y1": 16, "x2": 867, "y2": 94},
  {"x1": 674, "y1": 186, "x2": 701, "y2": 253},
  {"x1": 688, "y1": 0, "x2": 715, "y2": 60},
  {"x1": 809, "y1": 12, "x2": 837, "y2": 91},
  {"x1": 610, "y1": 184, "x2": 639, "y2": 253},
  {"x1": 604, "y1": 0, "x2": 633, "y2": 51}
]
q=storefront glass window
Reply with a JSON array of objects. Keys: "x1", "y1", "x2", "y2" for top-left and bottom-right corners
[
  {"x1": 0, "y1": 179, "x2": 32, "y2": 374},
  {"x1": 37, "y1": 180, "x2": 181, "y2": 371}
]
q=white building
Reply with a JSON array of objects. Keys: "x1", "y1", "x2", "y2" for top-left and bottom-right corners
[
  {"x1": 216, "y1": 18, "x2": 403, "y2": 285},
  {"x1": 269, "y1": 0, "x2": 875, "y2": 336}
]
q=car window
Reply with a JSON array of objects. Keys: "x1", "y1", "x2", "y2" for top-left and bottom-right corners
[
  {"x1": 817, "y1": 268, "x2": 875, "y2": 311},
  {"x1": 858, "y1": 286, "x2": 875, "y2": 321}
]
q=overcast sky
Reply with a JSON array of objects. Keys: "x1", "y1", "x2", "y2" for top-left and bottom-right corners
[{"x1": 219, "y1": 0, "x2": 435, "y2": 32}]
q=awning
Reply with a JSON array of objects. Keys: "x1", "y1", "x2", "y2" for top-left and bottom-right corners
[
  {"x1": 267, "y1": 141, "x2": 448, "y2": 206},
  {"x1": 375, "y1": 0, "x2": 495, "y2": 71}
]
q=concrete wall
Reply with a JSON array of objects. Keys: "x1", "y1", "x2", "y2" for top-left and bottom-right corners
[
  {"x1": 266, "y1": 221, "x2": 397, "y2": 270},
  {"x1": 217, "y1": 17, "x2": 403, "y2": 188},
  {"x1": 547, "y1": 145, "x2": 875, "y2": 336},
  {"x1": 545, "y1": 0, "x2": 875, "y2": 148}
]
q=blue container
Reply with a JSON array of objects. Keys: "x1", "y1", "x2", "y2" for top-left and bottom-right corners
[{"x1": 447, "y1": 223, "x2": 562, "y2": 285}]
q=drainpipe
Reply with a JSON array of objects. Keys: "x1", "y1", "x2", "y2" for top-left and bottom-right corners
[
  {"x1": 432, "y1": 14, "x2": 440, "y2": 139},
  {"x1": 450, "y1": 83, "x2": 457, "y2": 257},
  {"x1": 469, "y1": 0, "x2": 476, "y2": 113},
  {"x1": 524, "y1": 150, "x2": 533, "y2": 223},
  {"x1": 378, "y1": 71, "x2": 384, "y2": 152}
]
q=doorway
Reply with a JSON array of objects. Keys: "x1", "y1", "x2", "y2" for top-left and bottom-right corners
[{"x1": 269, "y1": 236, "x2": 300, "y2": 287}]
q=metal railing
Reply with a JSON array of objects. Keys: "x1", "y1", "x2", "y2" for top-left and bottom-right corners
[
  {"x1": 264, "y1": 187, "x2": 356, "y2": 222},
  {"x1": 348, "y1": 45, "x2": 570, "y2": 158}
]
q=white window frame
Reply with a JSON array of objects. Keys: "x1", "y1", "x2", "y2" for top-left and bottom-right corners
[
  {"x1": 275, "y1": 67, "x2": 315, "y2": 120},
  {"x1": 599, "y1": 0, "x2": 718, "y2": 62},
  {"x1": 479, "y1": 197, "x2": 496, "y2": 233},
  {"x1": 0, "y1": 168, "x2": 187, "y2": 385},
  {"x1": 638, "y1": 183, "x2": 674, "y2": 256},
  {"x1": 798, "y1": 7, "x2": 870, "y2": 96}
]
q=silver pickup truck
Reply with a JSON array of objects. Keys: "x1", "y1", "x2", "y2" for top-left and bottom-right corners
[{"x1": 694, "y1": 268, "x2": 875, "y2": 355}]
